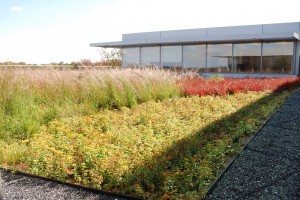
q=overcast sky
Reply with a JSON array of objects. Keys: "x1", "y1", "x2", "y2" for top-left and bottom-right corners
[{"x1": 0, "y1": 0, "x2": 299, "y2": 64}]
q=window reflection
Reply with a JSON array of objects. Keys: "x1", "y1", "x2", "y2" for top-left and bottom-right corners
[
  {"x1": 233, "y1": 43, "x2": 261, "y2": 73},
  {"x1": 161, "y1": 46, "x2": 182, "y2": 67},
  {"x1": 262, "y1": 42, "x2": 293, "y2": 74},
  {"x1": 123, "y1": 47, "x2": 140, "y2": 67},
  {"x1": 141, "y1": 46, "x2": 160, "y2": 66},
  {"x1": 183, "y1": 45, "x2": 206, "y2": 72},
  {"x1": 207, "y1": 44, "x2": 232, "y2": 73},
  {"x1": 123, "y1": 41, "x2": 295, "y2": 74}
]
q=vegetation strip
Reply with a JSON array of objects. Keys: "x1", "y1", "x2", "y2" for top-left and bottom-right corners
[{"x1": 182, "y1": 76, "x2": 300, "y2": 96}]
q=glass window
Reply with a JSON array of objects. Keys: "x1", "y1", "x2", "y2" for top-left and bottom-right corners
[
  {"x1": 183, "y1": 45, "x2": 206, "y2": 72},
  {"x1": 161, "y1": 46, "x2": 182, "y2": 67},
  {"x1": 207, "y1": 44, "x2": 232, "y2": 73},
  {"x1": 123, "y1": 47, "x2": 140, "y2": 67},
  {"x1": 141, "y1": 46, "x2": 160, "y2": 66},
  {"x1": 262, "y1": 42, "x2": 293, "y2": 74},
  {"x1": 233, "y1": 43, "x2": 261, "y2": 73}
]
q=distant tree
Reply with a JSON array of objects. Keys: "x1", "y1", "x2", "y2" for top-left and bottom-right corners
[
  {"x1": 79, "y1": 59, "x2": 93, "y2": 67},
  {"x1": 99, "y1": 48, "x2": 122, "y2": 67},
  {"x1": 0, "y1": 61, "x2": 26, "y2": 65},
  {"x1": 70, "y1": 61, "x2": 78, "y2": 67},
  {"x1": 4, "y1": 61, "x2": 14, "y2": 65}
]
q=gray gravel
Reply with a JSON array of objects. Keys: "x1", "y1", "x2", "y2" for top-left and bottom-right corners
[
  {"x1": 0, "y1": 170, "x2": 130, "y2": 200},
  {"x1": 206, "y1": 90, "x2": 300, "y2": 200}
]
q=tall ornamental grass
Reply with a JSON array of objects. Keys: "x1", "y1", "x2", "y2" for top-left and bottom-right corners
[{"x1": 0, "y1": 68, "x2": 181, "y2": 140}]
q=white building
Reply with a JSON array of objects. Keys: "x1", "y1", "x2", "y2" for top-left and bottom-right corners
[{"x1": 91, "y1": 22, "x2": 300, "y2": 77}]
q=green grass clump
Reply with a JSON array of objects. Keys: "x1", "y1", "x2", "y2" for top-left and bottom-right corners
[
  {"x1": 0, "y1": 140, "x2": 28, "y2": 166},
  {"x1": 23, "y1": 90, "x2": 291, "y2": 199},
  {"x1": 0, "y1": 68, "x2": 180, "y2": 140}
]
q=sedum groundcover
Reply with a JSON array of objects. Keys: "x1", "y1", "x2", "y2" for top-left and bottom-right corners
[{"x1": 24, "y1": 91, "x2": 291, "y2": 199}]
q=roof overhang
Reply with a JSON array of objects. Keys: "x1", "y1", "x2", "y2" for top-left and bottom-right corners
[{"x1": 90, "y1": 32, "x2": 300, "y2": 48}]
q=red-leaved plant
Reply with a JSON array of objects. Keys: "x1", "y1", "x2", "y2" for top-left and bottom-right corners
[{"x1": 182, "y1": 77, "x2": 300, "y2": 96}]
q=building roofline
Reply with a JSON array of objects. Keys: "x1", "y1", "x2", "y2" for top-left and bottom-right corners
[
  {"x1": 122, "y1": 21, "x2": 300, "y2": 36},
  {"x1": 90, "y1": 32, "x2": 299, "y2": 48}
]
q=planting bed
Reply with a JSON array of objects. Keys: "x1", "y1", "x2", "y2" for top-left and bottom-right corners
[
  {"x1": 22, "y1": 91, "x2": 290, "y2": 199},
  {"x1": 0, "y1": 69, "x2": 300, "y2": 199}
]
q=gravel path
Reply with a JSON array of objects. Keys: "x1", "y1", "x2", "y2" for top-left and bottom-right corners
[
  {"x1": 206, "y1": 90, "x2": 300, "y2": 199},
  {"x1": 0, "y1": 170, "x2": 131, "y2": 200}
]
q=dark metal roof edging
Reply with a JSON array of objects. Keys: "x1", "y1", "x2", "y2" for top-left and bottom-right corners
[{"x1": 0, "y1": 167, "x2": 141, "y2": 200}]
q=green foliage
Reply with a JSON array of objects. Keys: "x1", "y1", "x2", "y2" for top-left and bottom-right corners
[
  {"x1": 0, "y1": 140, "x2": 29, "y2": 166},
  {"x1": 23, "y1": 91, "x2": 290, "y2": 199},
  {"x1": 209, "y1": 75, "x2": 224, "y2": 82}
]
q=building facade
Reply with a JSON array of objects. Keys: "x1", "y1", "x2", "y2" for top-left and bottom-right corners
[{"x1": 91, "y1": 22, "x2": 300, "y2": 76}]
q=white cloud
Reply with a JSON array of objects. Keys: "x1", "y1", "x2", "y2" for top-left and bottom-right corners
[{"x1": 10, "y1": 6, "x2": 23, "y2": 12}]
